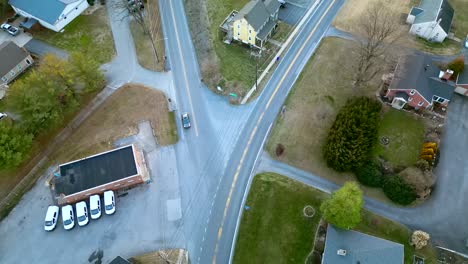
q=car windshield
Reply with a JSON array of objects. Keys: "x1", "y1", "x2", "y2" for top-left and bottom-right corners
[
  {"x1": 91, "y1": 209, "x2": 99, "y2": 215},
  {"x1": 45, "y1": 221, "x2": 53, "y2": 226},
  {"x1": 105, "y1": 204, "x2": 113, "y2": 210},
  {"x1": 78, "y1": 215, "x2": 86, "y2": 222},
  {"x1": 64, "y1": 219, "x2": 72, "y2": 225}
]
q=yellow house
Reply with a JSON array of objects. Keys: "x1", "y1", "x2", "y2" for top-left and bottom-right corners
[{"x1": 231, "y1": 0, "x2": 281, "y2": 48}]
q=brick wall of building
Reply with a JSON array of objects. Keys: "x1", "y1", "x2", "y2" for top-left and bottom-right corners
[{"x1": 59, "y1": 174, "x2": 144, "y2": 205}]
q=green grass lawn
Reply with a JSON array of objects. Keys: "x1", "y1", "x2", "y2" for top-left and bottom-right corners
[
  {"x1": 32, "y1": 7, "x2": 114, "y2": 63},
  {"x1": 204, "y1": 0, "x2": 279, "y2": 96},
  {"x1": 234, "y1": 173, "x2": 327, "y2": 264},
  {"x1": 234, "y1": 173, "x2": 437, "y2": 264},
  {"x1": 373, "y1": 108, "x2": 425, "y2": 167},
  {"x1": 266, "y1": 37, "x2": 391, "y2": 202},
  {"x1": 449, "y1": 0, "x2": 468, "y2": 39}
]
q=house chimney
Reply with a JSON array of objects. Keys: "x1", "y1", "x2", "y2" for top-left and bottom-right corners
[
  {"x1": 440, "y1": 69, "x2": 454, "y2": 81},
  {"x1": 337, "y1": 249, "x2": 347, "y2": 256}
]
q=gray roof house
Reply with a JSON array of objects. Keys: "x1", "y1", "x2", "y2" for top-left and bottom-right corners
[
  {"x1": 406, "y1": 0, "x2": 454, "y2": 42},
  {"x1": 9, "y1": 0, "x2": 89, "y2": 32},
  {"x1": 221, "y1": 0, "x2": 281, "y2": 48},
  {"x1": 0, "y1": 41, "x2": 33, "y2": 99},
  {"x1": 322, "y1": 225, "x2": 404, "y2": 264},
  {"x1": 384, "y1": 54, "x2": 456, "y2": 110}
]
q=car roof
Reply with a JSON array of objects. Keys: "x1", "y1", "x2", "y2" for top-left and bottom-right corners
[
  {"x1": 76, "y1": 201, "x2": 86, "y2": 213},
  {"x1": 104, "y1": 190, "x2": 114, "y2": 198},
  {"x1": 45, "y1": 206, "x2": 59, "y2": 219},
  {"x1": 90, "y1": 194, "x2": 100, "y2": 202}
]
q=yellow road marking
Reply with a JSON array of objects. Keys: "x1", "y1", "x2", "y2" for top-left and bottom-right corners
[
  {"x1": 168, "y1": 0, "x2": 199, "y2": 136},
  {"x1": 211, "y1": 0, "x2": 338, "y2": 263}
]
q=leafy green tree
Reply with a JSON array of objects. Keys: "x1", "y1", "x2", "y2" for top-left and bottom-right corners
[
  {"x1": 69, "y1": 52, "x2": 105, "y2": 93},
  {"x1": 382, "y1": 175, "x2": 417, "y2": 205},
  {"x1": 323, "y1": 97, "x2": 381, "y2": 171},
  {"x1": 448, "y1": 56, "x2": 465, "y2": 78},
  {"x1": 0, "y1": 123, "x2": 33, "y2": 169},
  {"x1": 354, "y1": 159, "x2": 383, "y2": 187},
  {"x1": 320, "y1": 182, "x2": 364, "y2": 229}
]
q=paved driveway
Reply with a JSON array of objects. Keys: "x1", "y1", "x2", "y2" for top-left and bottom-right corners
[{"x1": 0, "y1": 30, "x2": 32, "y2": 47}]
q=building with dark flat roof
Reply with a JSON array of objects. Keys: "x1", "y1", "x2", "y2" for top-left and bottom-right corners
[{"x1": 53, "y1": 144, "x2": 149, "y2": 205}]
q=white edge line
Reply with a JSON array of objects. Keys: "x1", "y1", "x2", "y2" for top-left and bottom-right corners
[{"x1": 228, "y1": 122, "x2": 273, "y2": 264}]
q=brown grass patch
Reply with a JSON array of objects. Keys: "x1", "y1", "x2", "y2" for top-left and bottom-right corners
[
  {"x1": 266, "y1": 37, "x2": 391, "y2": 202},
  {"x1": 50, "y1": 84, "x2": 177, "y2": 164}
]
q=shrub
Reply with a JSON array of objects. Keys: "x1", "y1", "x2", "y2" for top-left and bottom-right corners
[
  {"x1": 354, "y1": 160, "x2": 383, "y2": 187},
  {"x1": 323, "y1": 97, "x2": 381, "y2": 172},
  {"x1": 382, "y1": 175, "x2": 417, "y2": 205},
  {"x1": 448, "y1": 56, "x2": 465, "y2": 78},
  {"x1": 275, "y1": 144, "x2": 285, "y2": 157}
]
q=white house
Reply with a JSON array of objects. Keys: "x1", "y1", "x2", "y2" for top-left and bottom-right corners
[
  {"x1": 9, "y1": 0, "x2": 89, "y2": 32},
  {"x1": 406, "y1": 0, "x2": 454, "y2": 43}
]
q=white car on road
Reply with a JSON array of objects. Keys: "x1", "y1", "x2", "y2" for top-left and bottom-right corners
[
  {"x1": 44, "y1": 206, "x2": 59, "y2": 231},
  {"x1": 104, "y1": 190, "x2": 116, "y2": 215},
  {"x1": 89, "y1": 195, "x2": 101, "y2": 219},
  {"x1": 61, "y1": 205, "x2": 75, "y2": 230},
  {"x1": 76, "y1": 201, "x2": 89, "y2": 226}
]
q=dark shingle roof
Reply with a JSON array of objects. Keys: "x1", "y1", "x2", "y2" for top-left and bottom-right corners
[
  {"x1": 322, "y1": 225, "x2": 404, "y2": 264},
  {"x1": 0, "y1": 41, "x2": 30, "y2": 77},
  {"x1": 55, "y1": 145, "x2": 138, "y2": 196},
  {"x1": 264, "y1": 0, "x2": 281, "y2": 15},
  {"x1": 9, "y1": 0, "x2": 79, "y2": 25},
  {"x1": 237, "y1": 1, "x2": 270, "y2": 31},
  {"x1": 257, "y1": 19, "x2": 276, "y2": 40},
  {"x1": 457, "y1": 65, "x2": 468, "y2": 84},
  {"x1": 235, "y1": 0, "x2": 280, "y2": 32},
  {"x1": 395, "y1": 91, "x2": 409, "y2": 101},
  {"x1": 390, "y1": 54, "x2": 455, "y2": 102},
  {"x1": 437, "y1": 0, "x2": 454, "y2": 32}
]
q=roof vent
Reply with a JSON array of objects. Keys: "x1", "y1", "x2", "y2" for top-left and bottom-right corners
[{"x1": 337, "y1": 249, "x2": 347, "y2": 256}]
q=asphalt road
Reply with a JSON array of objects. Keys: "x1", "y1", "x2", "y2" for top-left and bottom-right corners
[{"x1": 3, "y1": 0, "x2": 468, "y2": 262}]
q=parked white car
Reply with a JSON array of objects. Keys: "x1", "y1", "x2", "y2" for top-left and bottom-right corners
[
  {"x1": 61, "y1": 205, "x2": 75, "y2": 230},
  {"x1": 89, "y1": 195, "x2": 101, "y2": 219},
  {"x1": 44, "y1": 206, "x2": 59, "y2": 231},
  {"x1": 104, "y1": 190, "x2": 116, "y2": 215},
  {"x1": 76, "y1": 201, "x2": 89, "y2": 226}
]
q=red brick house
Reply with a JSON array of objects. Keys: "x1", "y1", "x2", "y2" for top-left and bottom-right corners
[
  {"x1": 53, "y1": 144, "x2": 150, "y2": 205},
  {"x1": 384, "y1": 54, "x2": 455, "y2": 110}
]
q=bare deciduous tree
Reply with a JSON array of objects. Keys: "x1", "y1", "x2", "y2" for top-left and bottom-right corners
[
  {"x1": 114, "y1": 0, "x2": 159, "y2": 62},
  {"x1": 354, "y1": 0, "x2": 401, "y2": 88}
]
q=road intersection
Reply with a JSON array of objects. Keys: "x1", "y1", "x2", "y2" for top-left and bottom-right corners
[{"x1": 1, "y1": 0, "x2": 468, "y2": 262}]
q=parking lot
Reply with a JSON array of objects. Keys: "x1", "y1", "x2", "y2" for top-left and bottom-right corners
[{"x1": 0, "y1": 123, "x2": 186, "y2": 263}]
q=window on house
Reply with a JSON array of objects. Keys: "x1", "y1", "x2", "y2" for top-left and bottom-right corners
[
  {"x1": 408, "y1": 97, "x2": 413, "y2": 101},
  {"x1": 26, "y1": 59, "x2": 31, "y2": 65},
  {"x1": 237, "y1": 25, "x2": 240, "y2": 29},
  {"x1": 10, "y1": 71, "x2": 15, "y2": 76},
  {"x1": 410, "y1": 90, "x2": 415, "y2": 95},
  {"x1": 418, "y1": 101, "x2": 424, "y2": 106},
  {"x1": 1, "y1": 77, "x2": 7, "y2": 82},
  {"x1": 17, "y1": 65, "x2": 22, "y2": 70},
  {"x1": 237, "y1": 32, "x2": 240, "y2": 36},
  {"x1": 249, "y1": 30, "x2": 251, "y2": 33},
  {"x1": 248, "y1": 37, "x2": 251, "y2": 41},
  {"x1": 434, "y1": 96, "x2": 444, "y2": 103}
]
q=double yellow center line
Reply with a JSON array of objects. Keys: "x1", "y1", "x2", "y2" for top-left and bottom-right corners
[{"x1": 212, "y1": 0, "x2": 338, "y2": 263}]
